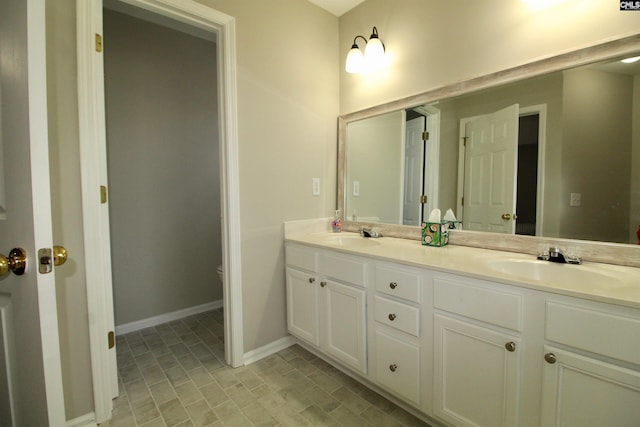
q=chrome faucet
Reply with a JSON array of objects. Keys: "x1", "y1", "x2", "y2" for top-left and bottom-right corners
[
  {"x1": 537, "y1": 246, "x2": 581, "y2": 264},
  {"x1": 360, "y1": 227, "x2": 382, "y2": 238}
]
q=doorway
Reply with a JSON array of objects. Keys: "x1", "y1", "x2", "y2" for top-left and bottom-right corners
[
  {"x1": 76, "y1": 1, "x2": 242, "y2": 423},
  {"x1": 103, "y1": 8, "x2": 223, "y2": 333}
]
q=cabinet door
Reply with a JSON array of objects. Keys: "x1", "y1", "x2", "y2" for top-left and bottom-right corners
[
  {"x1": 286, "y1": 267, "x2": 319, "y2": 346},
  {"x1": 541, "y1": 346, "x2": 640, "y2": 427},
  {"x1": 434, "y1": 314, "x2": 521, "y2": 427},
  {"x1": 322, "y1": 279, "x2": 367, "y2": 374}
]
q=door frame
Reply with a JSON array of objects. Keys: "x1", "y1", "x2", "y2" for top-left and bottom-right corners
[
  {"x1": 76, "y1": 0, "x2": 243, "y2": 423},
  {"x1": 457, "y1": 104, "x2": 546, "y2": 235}
]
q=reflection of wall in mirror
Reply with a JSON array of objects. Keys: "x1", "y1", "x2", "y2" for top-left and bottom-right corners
[
  {"x1": 347, "y1": 111, "x2": 403, "y2": 223},
  {"x1": 562, "y1": 68, "x2": 634, "y2": 243},
  {"x1": 632, "y1": 74, "x2": 640, "y2": 244}
]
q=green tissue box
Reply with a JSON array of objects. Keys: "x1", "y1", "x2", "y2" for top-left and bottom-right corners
[{"x1": 421, "y1": 221, "x2": 461, "y2": 247}]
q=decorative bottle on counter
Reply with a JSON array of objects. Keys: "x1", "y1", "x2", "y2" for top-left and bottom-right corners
[
  {"x1": 331, "y1": 210, "x2": 342, "y2": 233},
  {"x1": 637, "y1": 225, "x2": 640, "y2": 245}
]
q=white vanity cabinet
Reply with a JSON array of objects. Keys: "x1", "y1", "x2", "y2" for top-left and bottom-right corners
[
  {"x1": 432, "y1": 274, "x2": 524, "y2": 427},
  {"x1": 540, "y1": 298, "x2": 640, "y2": 427},
  {"x1": 285, "y1": 244, "x2": 368, "y2": 374},
  {"x1": 370, "y1": 263, "x2": 425, "y2": 407}
]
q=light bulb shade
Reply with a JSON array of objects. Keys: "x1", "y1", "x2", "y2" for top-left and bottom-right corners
[
  {"x1": 346, "y1": 46, "x2": 365, "y2": 74},
  {"x1": 364, "y1": 37, "x2": 385, "y2": 71}
]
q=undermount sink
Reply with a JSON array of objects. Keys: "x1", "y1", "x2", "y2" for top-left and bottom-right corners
[
  {"x1": 323, "y1": 234, "x2": 381, "y2": 248},
  {"x1": 485, "y1": 258, "x2": 627, "y2": 287}
]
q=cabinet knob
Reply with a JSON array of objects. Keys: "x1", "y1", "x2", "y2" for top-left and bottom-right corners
[
  {"x1": 389, "y1": 364, "x2": 398, "y2": 372},
  {"x1": 308, "y1": 277, "x2": 315, "y2": 283},
  {"x1": 320, "y1": 281, "x2": 327, "y2": 287},
  {"x1": 544, "y1": 353, "x2": 556, "y2": 364},
  {"x1": 505, "y1": 341, "x2": 516, "y2": 352},
  {"x1": 389, "y1": 282, "x2": 398, "y2": 289},
  {"x1": 388, "y1": 313, "x2": 396, "y2": 321}
]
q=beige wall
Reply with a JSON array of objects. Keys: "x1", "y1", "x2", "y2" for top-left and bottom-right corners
[
  {"x1": 103, "y1": 10, "x2": 222, "y2": 325},
  {"x1": 339, "y1": 0, "x2": 640, "y2": 114}
]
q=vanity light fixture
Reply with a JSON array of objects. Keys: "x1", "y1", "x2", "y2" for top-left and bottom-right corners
[
  {"x1": 345, "y1": 26, "x2": 386, "y2": 74},
  {"x1": 621, "y1": 56, "x2": 640, "y2": 64}
]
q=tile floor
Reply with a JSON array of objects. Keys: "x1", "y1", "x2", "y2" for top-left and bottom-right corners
[{"x1": 100, "y1": 308, "x2": 430, "y2": 426}]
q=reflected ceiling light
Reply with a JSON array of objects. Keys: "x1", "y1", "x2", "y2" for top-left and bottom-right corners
[
  {"x1": 621, "y1": 56, "x2": 640, "y2": 64},
  {"x1": 345, "y1": 26, "x2": 386, "y2": 74}
]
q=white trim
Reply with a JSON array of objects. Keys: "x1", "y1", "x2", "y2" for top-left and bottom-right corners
[
  {"x1": 66, "y1": 412, "x2": 97, "y2": 427},
  {"x1": 243, "y1": 336, "x2": 298, "y2": 366},
  {"x1": 76, "y1": 0, "x2": 242, "y2": 423},
  {"x1": 28, "y1": 0, "x2": 66, "y2": 424},
  {"x1": 115, "y1": 300, "x2": 223, "y2": 335}
]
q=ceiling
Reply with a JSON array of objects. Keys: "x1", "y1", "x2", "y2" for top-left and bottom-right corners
[{"x1": 307, "y1": 0, "x2": 365, "y2": 16}]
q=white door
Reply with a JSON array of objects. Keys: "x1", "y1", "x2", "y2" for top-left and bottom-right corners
[
  {"x1": 0, "y1": 0, "x2": 65, "y2": 425},
  {"x1": 286, "y1": 267, "x2": 320, "y2": 346},
  {"x1": 322, "y1": 279, "x2": 367, "y2": 374},
  {"x1": 462, "y1": 104, "x2": 519, "y2": 233},
  {"x1": 403, "y1": 117, "x2": 425, "y2": 225},
  {"x1": 434, "y1": 315, "x2": 521, "y2": 427},
  {"x1": 541, "y1": 347, "x2": 640, "y2": 427}
]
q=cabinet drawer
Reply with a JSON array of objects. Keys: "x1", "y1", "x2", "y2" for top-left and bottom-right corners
[
  {"x1": 374, "y1": 330, "x2": 420, "y2": 405},
  {"x1": 545, "y1": 301, "x2": 640, "y2": 365},
  {"x1": 374, "y1": 296, "x2": 420, "y2": 337},
  {"x1": 319, "y1": 253, "x2": 367, "y2": 287},
  {"x1": 434, "y1": 277, "x2": 522, "y2": 332},
  {"x1": 375, "y1": 265, "x2": 421, "y2": 303},
  {"x1": 285, "y1": 245, "x2": 317, "y2": 272}
]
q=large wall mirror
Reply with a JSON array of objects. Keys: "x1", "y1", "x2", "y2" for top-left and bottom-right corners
[{"x1": 338, "y1": 35, "x2": 640, "y2": 252}]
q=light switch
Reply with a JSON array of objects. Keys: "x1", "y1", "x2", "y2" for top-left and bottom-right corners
[
  {"x1": 312, "y1": 178, "x2": 320, "y2": 196},
  {"x1": 570, "y1": 192, "x2": 581, "y2": 207},
  {"x1": 353, "y1": 180, "x2": 360, "y2": 197}
]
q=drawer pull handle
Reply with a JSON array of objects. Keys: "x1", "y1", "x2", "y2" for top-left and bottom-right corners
[
  {"x1": 505, "y1": 342, "x2": 516, "y2": 352},
  {"x1": 308, "y1": 277, "x2": 315, "y2": 283},
  {"x1": 389, "y1": 364, "x2": 398, "y2": 372},
  {"x1": 388, "y1": 313, "x2": 397, "y2": 321},
  {"x1": 389, "y1": 282, "x2": 398, "y2": 289},
  {"x1": 544, "y1": 353, "x2": 556, "y2": 364},
  {"x1": 320, "y1": 281, "x2": 327, "y2": 287}
]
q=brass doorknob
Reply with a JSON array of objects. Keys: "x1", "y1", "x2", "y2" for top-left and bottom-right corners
[
  {"x1": 0, "y1": 248, "x2": 27, "y2": 277},
  {"x1": 501, "y1": 213, "x2": 512, "y2": 220},
  {"x1": 53, "y1": 246, "x2": 67, "y2": 267}
]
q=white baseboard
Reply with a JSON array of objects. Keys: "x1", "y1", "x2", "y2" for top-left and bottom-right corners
[
  {"x1": 66, "y1": 412, "x2": 97, "y2": 427},
  {"x1": 243, "y1": 335, "x2": 297, "y2": 365},
  {"x1": 115, "y1": 300, "x2": 223, "y2": 335}
]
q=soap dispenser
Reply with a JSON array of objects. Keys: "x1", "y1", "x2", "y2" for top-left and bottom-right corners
[{"x1": 331, "y1": 210, "x2": 342, "y2": 233}]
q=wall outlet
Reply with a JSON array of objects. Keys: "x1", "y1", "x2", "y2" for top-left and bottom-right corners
[
  {"x1": 312, "y1": 178, "x2": 320, "y2": 196},
  {"x1": 570, "y1": 192, "x2": 581, "y2": 207},
  {"x1": 353, "y1": 180, "x2": 360, "y2": 197}
]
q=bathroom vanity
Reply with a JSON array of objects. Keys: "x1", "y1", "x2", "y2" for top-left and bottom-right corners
[{"x1": 284, "y1": 230, "x2": 640, "y2": 427}]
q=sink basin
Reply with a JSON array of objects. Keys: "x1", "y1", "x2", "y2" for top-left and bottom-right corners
[
  {"x1": 485, "y1": 258, "x2": 625, "y2": 287},
  {"x1": 323, "y1": 234, "x2": 381, "y2": 248}
]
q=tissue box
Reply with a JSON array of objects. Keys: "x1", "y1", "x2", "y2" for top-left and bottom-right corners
[{"x1": 422, "y1": 221, "x2": 461, "y2": 247}]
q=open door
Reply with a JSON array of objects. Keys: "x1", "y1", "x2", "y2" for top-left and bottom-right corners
[
  {"x1": 403, "y1": 116, "x2": 426, "y2": 225},
  {"x1": 462, "y1": 104, "x2": 519, "y2": 233},
  {"x1": 0, "y1": 0, "x2": 65, "y2": 425}
]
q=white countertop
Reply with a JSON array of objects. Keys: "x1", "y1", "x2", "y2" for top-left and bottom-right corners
[{"x1": 285, "y1": 232, "x2": 640, "y2": 310}]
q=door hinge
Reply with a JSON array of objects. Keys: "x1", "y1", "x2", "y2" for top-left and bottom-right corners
[
  {"x1": 419, "y1": 195, "x2": 428, "y2": 204},
  {"x1": 421, "y1": 131, "x2": 429, "y2": 141},
  {"x1": 461, "y1": 196, "x2": 464, "y2": 206},
  {"x1": 95, "y1": 33, "x2": 103, "y2": 52},
  {"x1": 100, "y1": 185, "x2": 107, "y2": 204},
  {"x1": 108, "y1": 331, "x2": 115, "y2": 349},
  {"x1": 462, "y1": 136, "x2": 469, "y2": 146}
]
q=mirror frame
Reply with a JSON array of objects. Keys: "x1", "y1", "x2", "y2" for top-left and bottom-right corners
[{"x1": 338, "y1": 34, "x2": 640, "y2": 267}]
